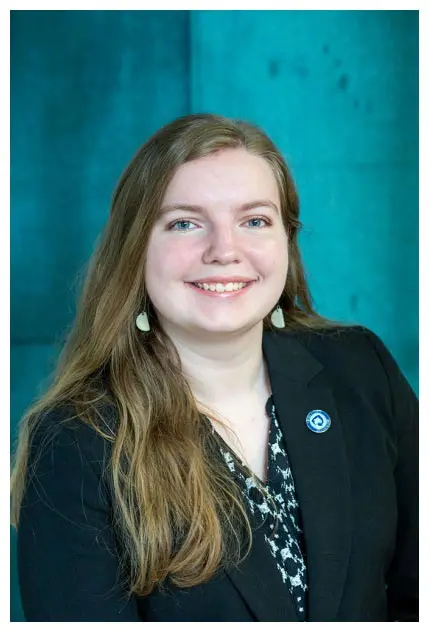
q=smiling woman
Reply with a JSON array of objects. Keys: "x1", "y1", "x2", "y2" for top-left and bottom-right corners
[{"x1": 11, "y1": 114, "x2": 418, "y2": 622}]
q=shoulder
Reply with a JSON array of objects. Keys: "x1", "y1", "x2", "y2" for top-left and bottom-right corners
[
  {"x1": 286, "y1": 323, "x2": 383, "y2": 354},
  {"x1": 272, "y1": 324, "x2": 417, "y2": 428},
  {"x1": 279, "y1": 324, "x2": 397, "y2": 378},
  {"x1": 265, "y1": 323, "x2": 416, "y2": 403},
  {"x1": 26, "y1": 403, "x2": 118, "y2": 485},
  {"x1": 265, "y1": 323, "x2": 384, "y2": 366},
  {"x1": 18, "y1": 403, "x2": 120, "y2": 530}
]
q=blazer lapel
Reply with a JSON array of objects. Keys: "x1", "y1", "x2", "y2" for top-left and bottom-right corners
[
  {"x1": 225, "y1": 516, "x2": 300, "y2": 621},
  {"x1": 263, "y1": 329, "x2": 352, "y2": 622}
]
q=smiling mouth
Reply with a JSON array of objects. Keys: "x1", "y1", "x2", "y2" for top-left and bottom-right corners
[{"x1": 187, "y1": 280, "x2": 255, "y2": 294}]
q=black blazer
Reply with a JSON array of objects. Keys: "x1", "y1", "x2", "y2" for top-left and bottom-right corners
[{"x1": 17, "y1": 326, "x2": 418, "y2": 621}]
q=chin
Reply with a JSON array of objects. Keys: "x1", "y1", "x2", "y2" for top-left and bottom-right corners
[{"x1": 189, "y1": 317, "x2": 263, "y2": 336}]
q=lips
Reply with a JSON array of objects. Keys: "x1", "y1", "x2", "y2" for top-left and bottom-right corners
[
  {"x1": 189, "y1": 277, "x2": 256, "y2": 284},
  {"x1": 190, "y1": 280, "x2": 254, "y2": 287}
]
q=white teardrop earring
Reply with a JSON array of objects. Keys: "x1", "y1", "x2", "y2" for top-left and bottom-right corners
[
  {"x1": 136, "y1": 311, "x2": 150, "y2": 332},
  {"x1": 270, "y1": 304, "x2": 285, "y2": 329}
]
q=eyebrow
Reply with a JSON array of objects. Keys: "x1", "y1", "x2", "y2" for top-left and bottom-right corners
[{"x1": 158, "y1": 200, "x2": 280, "y2": 217}]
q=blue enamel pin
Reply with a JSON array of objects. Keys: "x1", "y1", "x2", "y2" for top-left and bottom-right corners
[{"x1": 306, "y1": 409, "x2": 331, "y2": 433}]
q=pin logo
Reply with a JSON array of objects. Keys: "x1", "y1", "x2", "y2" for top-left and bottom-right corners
[{"x1": 306, "y1": 410, "x2": 331, "y2": 433}]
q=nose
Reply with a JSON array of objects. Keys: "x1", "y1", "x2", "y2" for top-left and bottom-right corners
[{"x1": 202, "y1": 223, "x2": 241, "y2": 265}]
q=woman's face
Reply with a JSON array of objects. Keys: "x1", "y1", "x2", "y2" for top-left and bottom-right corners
[{"x1": 144, "y1": 148, "x2": 289, "y2": 338}]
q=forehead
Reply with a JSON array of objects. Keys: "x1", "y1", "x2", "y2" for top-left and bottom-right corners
[{"x1": 162, "y1": 148, "x2": 280, "y2": 206}]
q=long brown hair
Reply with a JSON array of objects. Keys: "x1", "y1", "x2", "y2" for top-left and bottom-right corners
[{"x1": 11, "y1": 114, "x2": 337, "y2": 596}]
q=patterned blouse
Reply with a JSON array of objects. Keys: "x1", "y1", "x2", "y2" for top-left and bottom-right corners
[{"x1": 216, "y1": 395, "x2": 308, "y2": 621}]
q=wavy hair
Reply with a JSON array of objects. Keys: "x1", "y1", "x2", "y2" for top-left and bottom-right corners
[{"x1": 11, "y1": 113, "x2": 337, "y2": 596}]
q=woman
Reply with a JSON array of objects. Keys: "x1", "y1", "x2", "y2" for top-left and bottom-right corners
[{"x1": 11, "y1": 114, "x2": 418, "y2": 622}]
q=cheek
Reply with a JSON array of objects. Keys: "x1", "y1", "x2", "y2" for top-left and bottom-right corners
[
  {"x1": 146, "y1": 239, "x2": 197, "y2": 281},
  {"x1": 252, "y1": 235, "x2": 288, "y2": 271}
]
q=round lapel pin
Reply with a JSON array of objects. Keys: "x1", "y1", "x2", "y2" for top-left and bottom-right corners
[{"x1": 306, "y1": 409, "x2": 331, "y2": 433}]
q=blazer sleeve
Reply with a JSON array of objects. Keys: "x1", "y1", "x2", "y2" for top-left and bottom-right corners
[
  {"x1": 17, "y1": 408, "x2": 142, "y2": 621},
  {"x1": 364, "y1": 329, "x2": 419, "y2": 621}
]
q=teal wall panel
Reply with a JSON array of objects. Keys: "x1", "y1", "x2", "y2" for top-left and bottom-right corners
[
  {"x1": 11, "y1": 10, "x2": 190, "y2": 344},
  {"x1": 10, "y1": 9, "x2": 418, "y2": 621},
  {"x1": 191, "y1": 9, "x2": 418, "y2": 391}
]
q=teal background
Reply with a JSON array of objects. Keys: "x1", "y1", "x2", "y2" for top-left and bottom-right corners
[{"x1": 10, "y1": 10, "x2": 418, "y2": 621}]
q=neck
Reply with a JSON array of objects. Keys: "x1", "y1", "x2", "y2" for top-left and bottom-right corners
[{"x1": 161, "y1": 321, "x2": 270, "y2": 407}]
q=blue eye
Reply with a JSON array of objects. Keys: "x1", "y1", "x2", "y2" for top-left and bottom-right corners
[
  {"x1": 246, "y1": 217, "x2": 269, "y2": 228},
  {"x1": 169, "y1": 220, "x2": 197, "y2": 231}
]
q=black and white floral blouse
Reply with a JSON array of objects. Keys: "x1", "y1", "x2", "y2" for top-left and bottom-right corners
[{"x1": 216, "y1": 395, "x2": 308, "y2": 621}]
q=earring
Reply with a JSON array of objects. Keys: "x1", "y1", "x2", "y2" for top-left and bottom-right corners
[
  {"x1": 136, "y1": 311, "x2": 150, "y2": 332},
  {"x1": 270, "y1": 304, "x2": 285, "y2": 329}
]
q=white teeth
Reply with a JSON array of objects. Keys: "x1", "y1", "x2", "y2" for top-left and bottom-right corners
[{"x1": 195, "y1": 281, "x2": 248, "y2": 293}]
